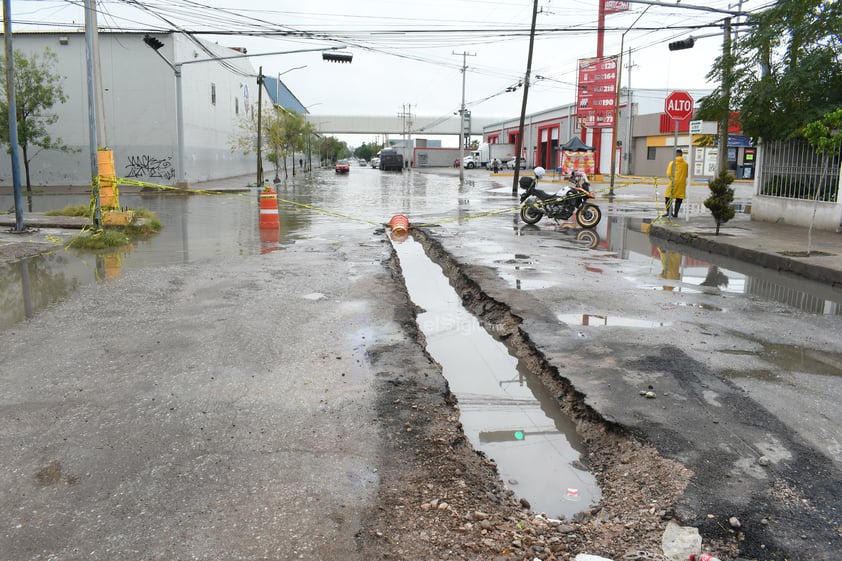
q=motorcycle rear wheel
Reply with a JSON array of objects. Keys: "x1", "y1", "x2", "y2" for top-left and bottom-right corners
[
  {"x1": 520, "y1": 205, "x2": 543, "y2": 225},
  {"x1": 576, "y1": 203, "x2": 602, "y2": 228}
]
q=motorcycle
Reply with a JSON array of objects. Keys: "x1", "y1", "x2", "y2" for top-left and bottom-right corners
[{"x1": 518, "y1": 171, "x2": 602, "y2": 228}]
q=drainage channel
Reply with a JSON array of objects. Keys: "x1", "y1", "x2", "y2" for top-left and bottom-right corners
[{"x1": 391, "y1": 235, "x2": 600, "y2": 519}]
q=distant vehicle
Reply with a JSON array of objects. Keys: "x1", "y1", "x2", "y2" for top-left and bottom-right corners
[
  {"x1": 359, "y1": 159, "x2": 367, "y2": 166},
  {"x1": 335, "y1": 159, "x2": 350, "y2": 173},
  {"x1": 378, "y1": 149, "x2": 404, "y2": 172},
  {"x1": 370, "y1": 157, "x2": 380, "y2": 168},
  {"x1": 506, "y1": 159, "x2": 528, "y2": 169},
  {"x1": 462, "y1": 143, "x2": 517, "y2": 169}
]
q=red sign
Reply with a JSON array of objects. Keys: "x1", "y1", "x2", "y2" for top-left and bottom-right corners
[
  {"x1": 576, "y1": 56, "x2": 618, "y2": 129},
  {"x1": 664, "y1": 91, "x2": 694, "y2": 121},
  {"x1": 603, "y1": 0, "x2": 630, "y2": 14}
]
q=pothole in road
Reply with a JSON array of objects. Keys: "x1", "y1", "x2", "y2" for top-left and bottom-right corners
[
  {"x1": 391, "y1": 235, "x2": 601, "y2": 519},
  {"x1": 721, "y1": 340, "x2": 842, "y2": 379}
]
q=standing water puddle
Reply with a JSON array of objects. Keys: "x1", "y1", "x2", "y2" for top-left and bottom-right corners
[{"x1": 393, "y1": 237, "x2": 600, "y2": 518}]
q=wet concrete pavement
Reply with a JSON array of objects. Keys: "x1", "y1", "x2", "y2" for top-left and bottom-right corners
[
  {"x1": 411, "y1": 175, "x2": 842, "y2": 559},
  {"x1": 1, "y1": 171, "x2": 841, "y2": 560}
]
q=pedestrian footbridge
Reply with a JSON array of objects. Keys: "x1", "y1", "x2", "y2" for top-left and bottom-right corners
[{"x1": 306, "y1": 114, "x2": 503, "y2": 137}]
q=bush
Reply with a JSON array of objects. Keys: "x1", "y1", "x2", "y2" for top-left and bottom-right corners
[{"x1": 704, "y1": 170, "x2": 736, "y2": 235}]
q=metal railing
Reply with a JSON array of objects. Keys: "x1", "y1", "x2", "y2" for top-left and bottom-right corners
[{"x1": 758, "y1": 138, "x2": 842, "y2": 203}]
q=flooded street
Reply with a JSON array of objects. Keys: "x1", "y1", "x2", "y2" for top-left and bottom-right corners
[{"x1": 4, "y1": 168, "x2": 842, "y2": 534}]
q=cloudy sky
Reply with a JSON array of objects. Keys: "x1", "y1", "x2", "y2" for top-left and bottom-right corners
[{"x1": 13, "y1": 0, "x2": 760, "y2": 144}]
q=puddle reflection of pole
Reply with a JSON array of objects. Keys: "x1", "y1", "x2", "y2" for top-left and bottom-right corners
[
  {"x1": 499, "y1": 371, "x2": 527, "y2": 387},
  {"x1": 19, "y1": 259, "x2": 33, "y2": 320}
]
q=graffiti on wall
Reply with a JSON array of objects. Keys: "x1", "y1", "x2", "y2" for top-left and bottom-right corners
[{"x1": 125, "y1": 155, "x2": 176, "y2": 180}]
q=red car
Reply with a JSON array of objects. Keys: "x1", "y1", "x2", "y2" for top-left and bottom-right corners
[{"x1": 335, "y1": 159, "x2": 350, "y2": 174}]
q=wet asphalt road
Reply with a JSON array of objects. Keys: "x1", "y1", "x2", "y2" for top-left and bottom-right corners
[{"x1": 1, "y1": 166, "x2": 841, "y2": 559}]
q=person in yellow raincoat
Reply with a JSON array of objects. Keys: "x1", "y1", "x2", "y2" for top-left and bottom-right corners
[{"x1": 665, "y1": 149, "x2": 689, "y2": 217}]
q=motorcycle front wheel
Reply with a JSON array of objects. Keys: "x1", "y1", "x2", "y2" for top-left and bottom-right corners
[
  {"x1": 576, "y1": 203, "x2": 602, "y2": 228},
  {"x1": 520, "y1": 205, "x2": 543, "y2": 225}
]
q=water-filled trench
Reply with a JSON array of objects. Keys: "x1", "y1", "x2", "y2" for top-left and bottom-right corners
[{"x1": 391, "y1": 235, "x2": 600, "y2": 519}]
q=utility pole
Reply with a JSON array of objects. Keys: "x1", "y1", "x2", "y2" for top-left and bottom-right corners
[
  {"x1": 89, "y1": 1, "x2": 107, "y2": 147},
  {"x1": 718, "y1": 17, "x2": 732, "y2": 175},
  {"x1": 512, "y1": 0, "x2": 539, "y2": 195},
  {"x1": 453, "y1": 50, "x2": 475, "y2": 185},
  {"x1": 2, "y1": 0, "x2": 24, "y2": 232},
  {"x1": 397, "y1": 103, "x2": 414, "y2": 168},
  {"x1": 256, "y1": 66, "x2": 264, "y2": 187},
  {"x1": 84, "y1": 0, "x2": 102, "y2": 227}
]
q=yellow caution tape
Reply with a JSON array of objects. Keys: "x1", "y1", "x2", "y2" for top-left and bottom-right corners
[{"x1": 87, "y1": 174, "x2": 663, "y2": 231}]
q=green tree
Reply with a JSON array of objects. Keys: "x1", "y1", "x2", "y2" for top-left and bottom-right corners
[
  {"x1": 279, "y1": 110, "x2": 306, "y2": 178},
  {"x1": 697, "y1": 0, "x2": 842, "y2": 140},
  {"x1": 232, "y1": 107, "x2": 314, "y2": 180},
  {"x1": 319, "y1": 136, "x2": 348, "y2": 164},
  {"x1": 703, "y1": 170, "x2": 736, "y2": 235},
  {"x1": 802, "y1": 108, "x2": 842, "y2": 255},
  {"x1": 354, "y1": 142, "x2": 382, "y2": 162},
  {"x1": 0, "y1": 48, "x2": 74, "y2": 191}
]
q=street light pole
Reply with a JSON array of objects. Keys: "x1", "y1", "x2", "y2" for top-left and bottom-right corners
[
  {"x1": 142, "y1": 39, "x2": 348, "y2": 187},
  {"x1": 610, "y1": 6, "x2": 651, "y2": 197}
]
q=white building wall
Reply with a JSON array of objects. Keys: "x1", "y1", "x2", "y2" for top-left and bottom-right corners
[{"x1": 1, "y1": 32, "x2": 257, "y2": 187}]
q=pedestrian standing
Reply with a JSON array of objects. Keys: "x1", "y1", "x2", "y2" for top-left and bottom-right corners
[{"x1": 665, "y1": 149, "x2": 689, "y2": 217}]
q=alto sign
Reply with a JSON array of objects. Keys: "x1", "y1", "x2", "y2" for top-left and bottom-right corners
[{"x1": 664, "y1": 90, "x2": 694, "y2": 121}]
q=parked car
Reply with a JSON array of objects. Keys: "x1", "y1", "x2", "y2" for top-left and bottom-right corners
[
  {"x1": 335, "y1": 159, "x2": 350, "y2": 173},
  {"x1": 506, "y1": 159, "x2": 527, "y2": 169},
  {"x1": 370, "y1": 157, "x2": 380, "y2": 168}
]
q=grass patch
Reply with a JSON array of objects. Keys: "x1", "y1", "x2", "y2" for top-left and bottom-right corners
[
  {"x1": 69, "y1": 229, "x2": 132, "y2": 250},
  {"x1": 58, "y1": 207, "x2": 164, "y2": 250},
  {"x1": 46, "y1": 205, "x2": 89, "y2": 217}
]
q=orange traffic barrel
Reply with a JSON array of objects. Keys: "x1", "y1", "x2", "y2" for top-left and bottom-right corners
[
  {"x1": 259, "y1": 186, "x2": 280, "y2": 229},
  {"x1": 389, "y1": 214, "x2": 409, "y2": 234}
]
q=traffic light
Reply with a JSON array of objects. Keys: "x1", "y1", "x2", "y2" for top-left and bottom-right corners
[
  {"x1": 668, "y1": 38, "x2": 695, "y2": 51},
  {"x1": 322, "y1": 52, "x2": 353, "y2": 63},
  {"x1": 143, "y1": 35, "x2": 164, "y2": 51}
]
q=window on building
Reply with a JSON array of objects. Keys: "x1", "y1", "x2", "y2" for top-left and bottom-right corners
[
  {"x1": 647, "y1": 147, "x2": 656, "y2": 160},
  {"x1": 211, "y1": 83, "x2": 216, "y2": 106}
]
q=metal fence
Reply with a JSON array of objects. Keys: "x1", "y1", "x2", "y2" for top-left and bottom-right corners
[{"x1": 758, "y1": 138, "x2": 842, "y2": 203}]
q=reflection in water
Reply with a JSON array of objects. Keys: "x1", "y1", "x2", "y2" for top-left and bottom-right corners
[
  {"x1": 557, "y1": 313, "x2": 672, "y2": 328},
  {"x1": 394, "y1": 236, "x2": 600, "y2": 518},
  {"x1": 0, "y1": 253, "x2": 80, "y2": 330}
]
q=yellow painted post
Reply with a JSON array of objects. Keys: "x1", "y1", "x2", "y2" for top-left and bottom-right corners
[{"x1": 97, "y1": 149, "x2": 119, "y2": 210}]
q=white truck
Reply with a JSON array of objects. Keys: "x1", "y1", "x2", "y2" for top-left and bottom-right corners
[{"x1": 462, "y1": 143, "x2": 517, "y2": 169}]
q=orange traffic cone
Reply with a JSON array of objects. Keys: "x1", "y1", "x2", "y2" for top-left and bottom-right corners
[{"x1": 259, "y1": 186, "x2": 280, "y2": 229}]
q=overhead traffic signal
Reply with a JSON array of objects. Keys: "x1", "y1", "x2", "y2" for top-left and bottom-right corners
[
  {"x1": 322, "y1": 52, "x2": 353, "y2": 63},
  {"x1": 143, "y1": 35, "x2": 164, "y2": 51},
  {"x1": 668, "y1": 38, "x2": 695, "y2": 51}
]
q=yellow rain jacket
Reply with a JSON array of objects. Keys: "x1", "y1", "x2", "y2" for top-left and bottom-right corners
[{"x1": 666, "y1": 155, "x2": 689, "y2": 199}]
